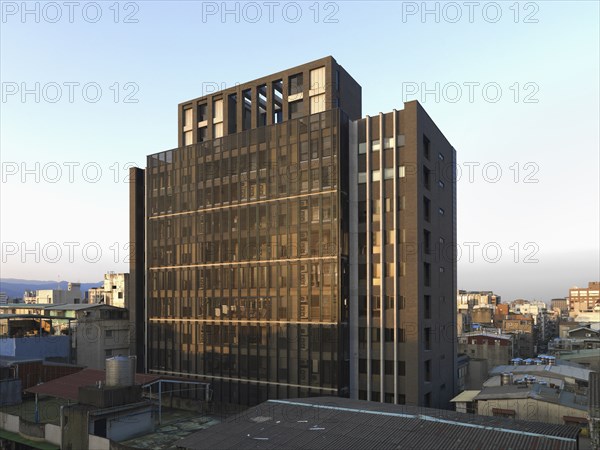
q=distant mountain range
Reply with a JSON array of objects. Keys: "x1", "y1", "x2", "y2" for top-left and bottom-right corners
[{"x1": 0, "y1": 278, "x2": 103, "y2": 300}]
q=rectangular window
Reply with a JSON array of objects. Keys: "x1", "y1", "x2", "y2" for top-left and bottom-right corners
[
  {"x1": 399, "y1": 166, "x2": 406, "y2": 178},
  {"x1": 424, "y1": 262, "x2": 431, "y2": 287},
  {"x1": 423, "y1": 135, "x2": 431, "y2": 159},
  {"x1": 371, "y1": 360, "x2": 380, "y2": 375},
  {"x1": 257, "y1": 85, "x2": 267, "y2": 126},
  {"x1": 310, "y1": 94, "x2": 326, "y2": 114},
  {"x1": 358, "y1": 142, "x2": 367, "y2": 154},
  {"x1": 398, "y1": 361, "x2": 406, "y2": 376},
  {"x1": 289, "y1": 100, "x2": 303, "y2": 120},
  {"x1": 183, "y1": 108, "x2": 192, "y2": 129},
  {"x1": 289, "y1": 73, "x2": 304, "y2": 95},
  {"x1": 310, "y1": 66, "x2": 326, "y2": 93},
  {"x1": 398, "y1": 328, "x2": 406, "y2": 343},
  {"x1": 372, "y1": 170, "x2": 381, "y2": 182},
  {"x1": 383, "y1": 137, "x2": 394, "y2": 149},
  {"x1": 384, "y1": 168, "x2": 394, "y2": 180},
  {"x1": 358, "y1": 172, "x2": 367, "y2": 184},
  {"x1": 372, "y1": 140, "x2": 381, "y2": 152},
  {"x1": 273, "y1": 80, "x2": 283, "y2": 123},
  {"x1": 385, "y1": 328, "x2": 394, "y2": 342},
  {"x1": 424, "y1": 295, "x2": 431, "y2": 319},
  {"x1": 198, "y1": 103, "x2": 208, "y2": 122},
  {"x1": 385, "y1": 361, "x2": 394, "y2": 375},
  {"x1": 198, "y1": 127, "x2": 207, "y2": 142},
  {"x1": 423, "y1": 197, "x2": 431, "y2": 222},
  {"x1": 425, "y1": 328, "x2": 431, "y2": 350},
  {"x1": 423, "y1": 166, "x2": 431, "y2": 190},
  {"x1": 424, "y1": 229, "x2": 431, "y2": 254}
]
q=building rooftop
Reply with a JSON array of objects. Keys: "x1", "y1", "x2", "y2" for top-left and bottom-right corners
[
  {"x1": 474, "y1": 384, "x2": 588, "y2": 411},
  {"x1": 175, "y1": 397, "x2": 580, "y2": 450},
  {"x1": 25, "y1": 368, "x2": 161, "y2": 401},
  {"x1": 43, "y1": 303, "x2": 124, "y2": 311},
  {"x1": 460, "y1": 330, "x2": 513, "y2": 340},
  {"x1": 450, "y1": 390, "x2": 480, "y2": 403},
  {"x1": 489, "y1": 363, "x2": 592, "y2": 383}
]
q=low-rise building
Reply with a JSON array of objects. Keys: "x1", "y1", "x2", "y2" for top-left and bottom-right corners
[
  {"x1": 44, "y1": 304, "x2": 131, "y2": 369},
  {"x1": 0, "y1": 314, "x2": 73, "y2": 363},
  {"x1": 87, "y1": 286, "x2": 105, "y2": 304},
  {"x1": 457, "y1": 290, "x2": 501, "y2": 312},
  {"x1": 23, "y1": 282, "x2": 83, "y2": 305},
  {"x1": 85, "y1": 273, "x2": 130, "y2": 308},
  {"x1": 176, "y1": 396, "x2": 581, "y2": 450},
  {"x1": 552, "y1": 298, "x2": 569, "y2": 316},
  {"x1": 458, "y1": 331, "x2": 515, "y2": 368},
  {"x1": 473, "y1": 383, "x2": 588, "y2": 428},
  {"x1": 488, "y1": 360, "x2": 593, "y2": 393}
]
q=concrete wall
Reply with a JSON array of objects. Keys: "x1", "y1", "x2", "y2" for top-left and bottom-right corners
[
  {"x1": 0, "y1": 378, "x2": 22, "y2": 406},
  {"x1": 0, "y1": 412, "x2": 62, "y2": 447},
  {"x1": 0, "y1": 411, "x2": 20, "y2": 433},
  {"x1": 106, "y1": 408, "x2": 153, "y2": 442},
  {"x1": 477, "y1": 398, "x2": 587, "y2": 425},
  {"x1": 0, "y1": 335, "x2": 70, "y2": 360},
  {"x1": 89, "y1": 434, "x2": 110, "y2": 450},
  {"x1": 458, "y1": 341, "x2": 512, "y2": 368},
  {"x1": 45, "y1": 423, "x2": 61, "y2": 446},
  {"x1": 74, "y1": 320, "x2": 131, "y2": 369}
]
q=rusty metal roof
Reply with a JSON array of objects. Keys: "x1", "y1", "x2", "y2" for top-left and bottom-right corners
[
  {"x1": 25, "y1": 368, "x2": 161, "y2": 401},
  {"x1": 175, "y1": 397, "x2": 580, "y2": 450}
]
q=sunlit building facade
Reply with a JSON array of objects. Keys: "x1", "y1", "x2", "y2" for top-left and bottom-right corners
[{"x1": 131, "y1": 56, "x2": 456, "y2": 408}]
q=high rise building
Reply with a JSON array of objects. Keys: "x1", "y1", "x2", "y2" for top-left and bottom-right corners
[{"x1": 130, "y1": 56, "x2": 456, "y2": 408}]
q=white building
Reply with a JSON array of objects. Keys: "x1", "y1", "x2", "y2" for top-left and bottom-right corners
[
  {"x1": 23, "y1": 282, "x2": 83, "y2": 305},
  {"x1": 457, "y1": 290, "x2": 501, "y2": 312},
  {"x1": 85, "y1": 273, "x2": 130, "y2": 308},
  {"x1": 103, "y1": 273, "x2": 129, "y2": 308}
]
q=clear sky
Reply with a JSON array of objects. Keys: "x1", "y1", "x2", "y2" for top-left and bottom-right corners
[{"x1": 1, "y1": 1, "x2": 598, "y2": 302}]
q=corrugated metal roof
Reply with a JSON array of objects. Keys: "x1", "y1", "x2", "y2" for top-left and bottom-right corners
[
  {"x1": 25, "y1": 368, "x2": 161, "y2": 401},
  {"x1": 175, "y1": 397, "x2": 580, "y2": 450},
  {"x1": 490, "y1": 364, "x2": 592, "y2": 382},
  {"x1": 450, "y1": 390, "x2": 481, "y2": 403},
  {"x1": 43, "y1": 303, "x2": 124, "y2": 311}
]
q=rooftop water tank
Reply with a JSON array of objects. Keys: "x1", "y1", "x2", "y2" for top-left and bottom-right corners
[{"x1": 106, "y1": 355, "x2": 136, "y2": 387}]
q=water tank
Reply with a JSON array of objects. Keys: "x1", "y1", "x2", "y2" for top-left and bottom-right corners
[
  {"x1": 106, "y1": 355, "x2": 136, "y2": 387},
  {"x1": 501, "y1": 372, "x2": 513, "y2": 386}
]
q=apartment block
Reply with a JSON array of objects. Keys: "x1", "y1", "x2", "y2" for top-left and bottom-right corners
[
  {"x1": 130, "y1": 56, "x2": 456, "y2": 408},
  {"x1": 568, "y1": 282, "x2": 600, "y2": 317}
]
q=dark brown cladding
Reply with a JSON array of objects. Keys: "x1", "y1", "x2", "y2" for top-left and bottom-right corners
[
  {"x1": 178, "y1": 56, "x2": 361, "y2": 147},
  {"x1": 131, "y1": 57, "x2": 456, "y2": 410},
  {"x1": 145, "y1": 109, "x2": 351, "y2": 405},
  {"x1": 351, "y1": 101, "x2": 456, "y2": 409},
  {"x1": 128, "y1": 167, "x2": 146, "y2": 372}
]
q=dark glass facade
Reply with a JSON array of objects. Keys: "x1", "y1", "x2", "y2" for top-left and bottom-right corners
[{"x1": 146, "y1": 109, "x2": 350, "y2": 405}]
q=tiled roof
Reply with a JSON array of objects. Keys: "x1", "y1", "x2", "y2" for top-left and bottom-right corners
[{"x1": 175, "y1": 396, "x2": 580, "y2": 450}]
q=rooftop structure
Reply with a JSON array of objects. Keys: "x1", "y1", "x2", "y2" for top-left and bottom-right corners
[{"x1": 175, "y1": 396, "x2": 580, "y2": 450}]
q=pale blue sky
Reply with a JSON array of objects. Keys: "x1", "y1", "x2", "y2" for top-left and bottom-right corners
[{"x1": 1, "y1": 1, "x2": 598, "y2": 301}]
